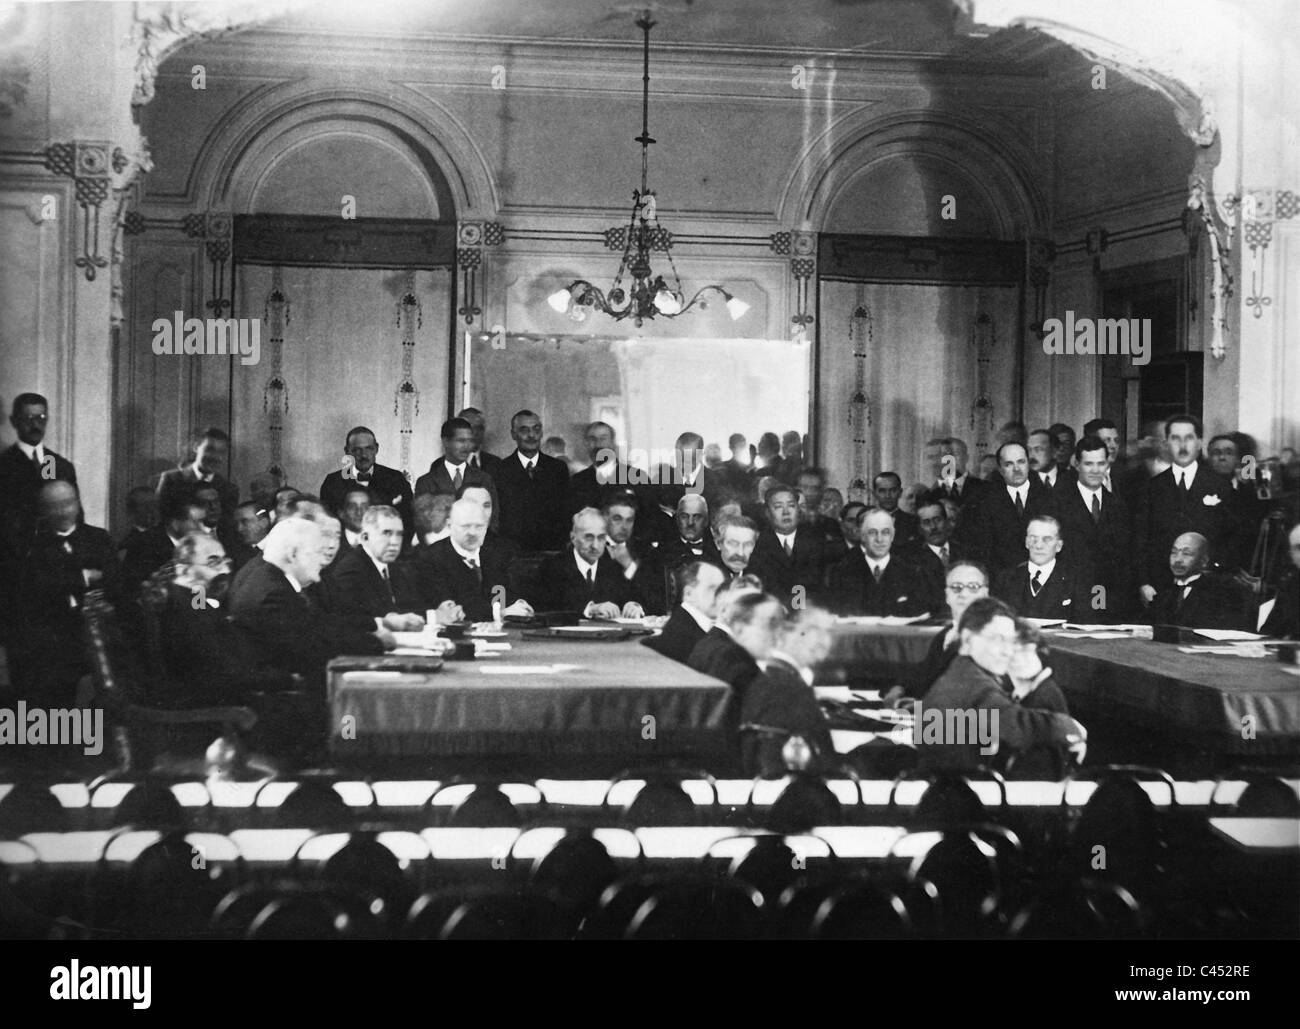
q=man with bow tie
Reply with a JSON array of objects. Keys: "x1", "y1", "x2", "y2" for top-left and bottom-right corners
[
  {"x1": 1146, "y1": 532, "x2": 1253, "y2": 630},
  {"x1": 1135, "y1": 414, "x2": 1239, "y2": 605},
  {"x1": 924, "y1": 436, "x2": 989, "y2": 509},
  {"x1": 320, "y1": 426, "x2": 414, "y2": 539},
  {"x1": 651, "y1": 494, "x2": 724, "y2": 605},
  {"x1": 7, "y1": 480, "x2": 116, "y2": 706}
]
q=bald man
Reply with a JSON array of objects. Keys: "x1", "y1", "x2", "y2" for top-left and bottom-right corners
[
  {"x1": 1145, "y1": 532, "x2": 1253, "y2": 631},
  {"x1": 414, "y1": 498, "x2": 533, "y2": 623},
  {"x1": 535, "y1": 507, "x2": 640, "y2": 617},
  {"x1": 6, "y1": 480, "x2": 118, "y2": 705}
]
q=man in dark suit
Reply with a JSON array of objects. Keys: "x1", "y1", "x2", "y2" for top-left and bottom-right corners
[
  {"x1": 457, "y1": 406, "x2": 504, "y2": 480},
  {"x1": 567, "y1": 421, "x2": 656, "y2": 521},
  {"x1": 534, "y1": 507, "x2": 641, "y2": 616},
  {"x1": 1082, "y1": 417, "x2": 1123, "y2": 495},
  {"x1": 748, "y1": 483, "x2": 834, "y2": 608},
  {"x1": 901, "y1": 491, "x2": 966, "y2": 591},
  {"x1": 122, "y1": 491, "x2": 206, "y2": 594},
  {"x1": 872, "y1": 471, "x2": 919, "y2": 545},
  {"x1": 228, "y1": 500, "x2": 270, "y2": 572},
  {"x1": 156, "y1": 427, "x2": 239, "y2": 539},
  {"x1": 116, "y1": 486, "x2": 159, "y2": 563},
  {"x1": 1208, "y1": 433, "x2": 1269, "y2": 572},
  {"x1": 716, "y1": 515, "x2": 761, "y2": 583},
  {"x1": 836, "y1": 501, "x2": 867, "y2": 555},
  {"x1": 687, "y1": 586, "x2": 781, "y2": 697},
  {"x1": 1134, "y1": 414, "x2": 1238, "y2": 605},
  {"x1": 655, "y1": 431, "x2": 728, "y2": 511},
  {"x1": 493, "y1": 409, "x2": 569, "y2": 552},
  {"x1": 1049, "y1": 423, "x2": 1077, "y2": 478},
  {"x1": 653, "y1": 494, "x2": 723, "y2": 571},
  {"x1": 413, "y1": 417, "x2": 501, "y2": 531},
  {"x1": 890, "y1": 560, "x2": 991, "y2": 701},
  {"x1": 642, "y1": 560, "x2": 726, "y2": 665},
  {"x1": 227, "y1": 517, "x2": 391, "y2": 687},
  {"x1": 0, "y1": 392, "x2": 78, "y2": 560},
  {"x1": 1146, "y1": 532, "x2": 1254, "y2": 631},
  {"x1": 924, "y1": 436, "x2": 988, "y2": 509},
  {"x1": 722, "y1": 433, "x2": 755, "y2": 493},
  {"x1": 151, "y1": 531, "x2": 296, "y2": 706},
  {"x1": 7, "y1": 481, "x2": 116, "y2": 705},
  {"x1": 319, "y1": 505, "x2": 427, "y2": 630},
  {"x1": 992, "y1": 515, "x2": 1093, "y2": 620},
  {"x1": 416, "y1": 498, "x2": 532, "y2": 622},
  {"x1": 1053, "y1": 434, "x2": 1135, "y2": 621},
  {"x1": 795, "y1": 467, "x2": 844, "y2": 545},
  {"x1": 598, "y1": 492, "x2": 664, "y2": 614},
  {"x1": 741, "y1": 606, "x2": 836, "y2": 776},
  {"x1": 957, "y1": 441, "x2": 1055, "y2": 574},
  {"x1": 1028, "y1": 429, "x2": 1063, "y2": 491},
  {"x1": 917, "y1": 597, "x2": 1085, "y2": 775},
  {"x1": 828, "y1": 507, "x2": 939, "y2": 617},
  {"x1": 319, "y1": 426, "x2": 414, "y2": 537}
]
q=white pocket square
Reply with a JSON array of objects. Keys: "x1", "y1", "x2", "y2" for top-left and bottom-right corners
[
  {"x1": 1062, "y1": 598, "x2": 1072, "y2": 605},
  {"x1": 1202, "y1": 494, "x2": 1222, "y2": 506}
]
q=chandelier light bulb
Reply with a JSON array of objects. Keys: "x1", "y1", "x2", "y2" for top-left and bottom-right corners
[
  {"x1": 547, "y1": 287, "x2": 573, "y2": 313},
  {"x1": 654, "y1": 287, "x2": 682, "y2": 315},
  {"x1": 726, "y1": 296, "x2": 750, "y2": 321}
]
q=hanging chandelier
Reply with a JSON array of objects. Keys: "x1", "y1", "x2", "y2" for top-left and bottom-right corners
[{"x1": 547, "y1": 11, "x2": 748, "y2": 328}]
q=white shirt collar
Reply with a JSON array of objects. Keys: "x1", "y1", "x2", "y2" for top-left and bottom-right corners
[
  {"x1": 1007, "y1": 481, "x2": 1029, "y2": 502},
  {"x1": 928, "y1": 541, "x2": 949, "y2": 558},
  {"x1": 680, "y1": 600, "x2": 713, "y2": 633},
  {"x1": 444, "y1": 459, "x2": 466, "y2": 477},
  {"x1": 365, "y1": 550, "x2": 390, "y2": 578},
  {"x1": 1029, "y1": 557, "x2": 1057, "y2": 581},
  {"x1": 283, "y1": 569, "x2": 304, "y2": 593},
  {"x1": 451, "y1": 538, "x2": 480, "y2": 562},
  {"x1": 1077, "y1": 480, "x2": 1104, "y2": 504},
  {"x1": 55, "y1": 525, "x2": 76, "y2": 538},
  {"x1": 1039, "y1": 467, "x2": 1056, "y2": 486},
  {"x1": 574, "y1": 551, "x2": 598, "y2": 578},
  {"x1": 517, "y1": 451, "x2": 537, "y2": 469},
  {"x1": 1175, "y1": 572, "x2": 1203, "y2": 588},
  {"x1": 768, "y1": 649, "x2": 815, "y2": 686},
  {"x1": 860, "y1": 549, "x2": 890, "y2": 574},
  {"x1": 345, "y1": 528, "x2": 361, "y2": 547},
  {"x1": 16, "y1": 440, "x2": 45, "y2": 464},
  {"x1": 1174, "y1": 462, "x2": 1198, "y2": 488},
  {"x1": 776, "y1": 529, "x2": 796, "y2": 547},
  {"x1": 424, "y1": 527, "x2": 451, "y2": 545}
]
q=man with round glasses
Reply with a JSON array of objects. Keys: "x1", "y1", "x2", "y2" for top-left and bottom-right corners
[{"x1": 886, "y1": 559, "x2": 991, "y2": 703}]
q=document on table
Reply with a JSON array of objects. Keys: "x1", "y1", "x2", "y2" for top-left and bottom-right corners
[
  {"x1": 1193, "y1": 629, "x2": 1266, "y2": 642},
  {"x1": 478, "y1": 664, "x2": 583, "y2": 675},
  {"x1": 1177, "y1": 644, "x2": 1271, "y2": 658},
  {"x1": 835, "y1": 614, "x2": 930, "y2": 626}
]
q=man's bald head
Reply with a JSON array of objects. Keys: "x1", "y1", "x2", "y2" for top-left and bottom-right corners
[
  {"x1": 38, "y1": 480, "x2": 81, "y2": 532},
  {"x1": 1170, "y1": 531, "x2": 1210, "y2": 580}
]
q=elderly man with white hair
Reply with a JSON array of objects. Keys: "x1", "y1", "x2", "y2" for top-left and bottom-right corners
[
  {"x1": 536, "y1": 507, "x2": 642, "y2": 618},
  {"x1": 227, "y1": 516, "x2": 392, "y2": 685},
  {"x1": 415, "y1": 498, "x2": 534, "y2": 622}
]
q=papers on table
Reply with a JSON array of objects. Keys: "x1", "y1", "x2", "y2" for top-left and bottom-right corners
[
  {"x1": 1024, "y1": 618, "x2": 1066, "y2": 628},
  {"x1": 814, "y1": 686, "x2": 882, "y2": 704},
  {"x1": 389, "y1": 647, "x2": 441, "y2": 656},
  {"x1": 1194, "y1": 629, "x2": 1265, "y2": 642},
  {"x1": 1051, "y1": 624, "x2": 1153, "y2": 640},
  {"x1": 478, "y1": 664, "x2": 582, "y2": 675},
  {"x1": 1177, "y1": 644, "x2": 1271, "y2": 658},
  {"x1": 1053, "y1": 631, "x2": 1134, "y2": 640},
  {"x1": 835, "y1": 614, "x2": 930, "y2": 627}
]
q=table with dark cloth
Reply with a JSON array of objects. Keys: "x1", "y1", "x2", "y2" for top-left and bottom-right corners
[
  {"x1": 818, "y1": 623, "x2": 944, "y2": 685},
  {"x1": 817, "y1": 622, "x2": 1300, "y2": 765},
  {"x1": 327, "y1": 633, "x2": 733, "y2": 767}
]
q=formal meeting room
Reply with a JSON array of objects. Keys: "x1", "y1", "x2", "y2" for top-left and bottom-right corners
[{"x1": 0, "y1": 0, "x2": 1297, "y2": 947}]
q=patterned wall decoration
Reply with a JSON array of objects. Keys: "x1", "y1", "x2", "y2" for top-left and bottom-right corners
[
  {"x1": 847, "y1": 296, "x2": 873, "y2": 499},
  {"x1": 262, "y1": 267, "x2": 291, "y2": 479},
  {"x1": 183, "y1": 209, "x2": 233, "y2": 317},
  {"x1": 771, "y1": 230, "x2": 817, "y2": 340},
  {"x1": 44, "y1": 141, "x2": 111, "y2": 281},
  {"x1": 1232, "y1": 188, "x2": 1298, "y2": 323},
  {"x1": 394, "y1": 270, "x2": 423, "y2": 481},
  {"x1": 969, "y1": 312, "x2": 997, "y2": 459},
  {"x1": 456, "y1": 220, "x2": 505, "y2": 326}
]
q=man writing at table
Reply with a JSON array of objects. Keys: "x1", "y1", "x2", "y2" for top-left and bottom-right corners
[
  {"x1": 418, "y1": 498, "x2": 533, "y2": 623},
  {"x1": 536, "y1": 507, "x2": 644, "y2": 619}
]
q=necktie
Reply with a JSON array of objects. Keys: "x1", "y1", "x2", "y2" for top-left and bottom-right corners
[
  {"x1": 1014, "y1": 490, "x2": 1025, "y2": 519},
  {"x1": 31, "y1": 450, "x2": 43, "y2": 472},
  {"x1": 782, "y1": 537, "x2": 792, "y2": 558},
  {"x1": 1030, "y1": 569, "x2": 1042, "y2": 597},
  {"x1": 939, "y1": 544, "x2": 949, "y2": 567},
  {"x1": 466, "y1": 557, "x2": 481, "y2": 585},
  {"x1": 871, "y1": 563, "x2": 882, "y2": 583},
  {"x1": 585, "y1": 566, "x2": 595, "y2": 596},
  {"x1": 527, "y1": 461, "x2": 535, "y2": 481},
  {"x1": 470, "y1": 453, "x2": 478, "y2": 468},
  {"x1": 452, "y1": 468, "x2": 463, "y2": 491},
  {"x1": 1179, "y1": 472, "x2": 1189, "y2": 494},
  {"x1": 379, "y1": 564, "x2": 395, "y2": 604},
  {"x1": 1091, "y1": 493, "x2": 1102, "y2": 523}
]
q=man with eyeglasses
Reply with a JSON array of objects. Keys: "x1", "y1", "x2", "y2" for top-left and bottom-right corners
[
  {"x1": 918, "y1": 596, "x2": 1087, "y2": 774},
  {"x1": 993, "y1": 515, "x2": 1093, "y2": 620},
  {"x1": 886, "y1": 559, "x2": 990, "y2": 703},
  {"x1": 0, "y1": 392, "x2": 78, "y2": 563}
]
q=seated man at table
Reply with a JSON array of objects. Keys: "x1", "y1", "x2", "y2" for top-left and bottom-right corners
[
  {"x1": 410, "y1": 491, "x2": 455, "y2": 550},
  {"x1": 748, "y1": 483, "x2": 834, "y2": 608},
  {"x1": 687, "y1": 577, "x2": 770, "y2": 694},
  {"x1": 535, "y1": 507, "x2": 644, "y2": 618},
  {"x1": 150, "y1": 531, "x2": 297, "y2": 705},
  {"x1": 828, "y1": 507, "x2": 939, "y2": 617},
  {"x1": 918, "y1": 597, "x2": 1086, "y2": 775},
  {"x1": 992, "y1": 515, "x2": 1094, "y2": 621},
  {"x1": 319, "y1": 505, "x2": 426, "y2": 631},
  {"x1": 1004, "y1": 619, "x2": 1072, "y2": 779},
  {"x1": 889, "y1": 559, "x2": 991, "y2": 702},
  {"x1": 1261, "y1": 522, "x2": 1300, "y2": 639},
  {"x1": 740, "y1": 605, "x2": 836, "y2": 777},
  {"x1": 1146, "y1": 532, "x2": 1254, "y2": 631},
  {"x1": 601, "y1": 491, "x2": 663, "y2": 614},
  {"x1": 228, "y1": 517, "x2": 393, "y2": 687},
  {"x1": 418, "y1": 498, "x2": 533, "y2": 623},
  {"x1": 642, "y1": 560, "x2": 726, "y2": 665}
]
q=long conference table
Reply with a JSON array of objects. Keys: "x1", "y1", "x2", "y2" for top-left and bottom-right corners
[
  {"x1": 820, "y1": 622, "x2": 1300, "y2": 767},
  {"x1": 327, "y1": 632, "x2": 734, "y2": 774}
]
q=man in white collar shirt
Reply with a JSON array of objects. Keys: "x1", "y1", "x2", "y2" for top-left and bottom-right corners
[
  {"x1": 456, "y1": 406, "x2": 503, "y2": 479},
  {"x1": 414, "y1": 417, "x2": 502, "y2": 532},
  {"x1": 748, "y1": 483, "x2": 833, "y2": 606},
  {"x1": 493, "y1": 409, "x2": 568, "y2": 551},
  {"x1": 1145, "y1": 532, "x2": 1253, "y2": 631},
  {"x1": 320, "y1": 505, "x2": 425, "y2": 631},
  {"x1": 1134, "y1": 413, "x2": 1237, "y2": 604},
  {"x1": 957, "y1": 440, "x2": 1055, "y2": 573},
  {"x1": 1028, "y1": 429, "x2": 1060, "y2": 489},
  {"x1": 925, "y1": 435, "x2": 988, "y2": 509},
  {"x1": 642, "y1": 560, "x2": 726, "y2": 664},
  {"x1": 416, "y1": 498, "x2": 531, "y2": 623},
  {"x1": 0, "y1": 391, "x2": 78, "y2": 558},
  {"x1": 600, "y1": 492, "x2": 662, "y2": 613},
  {"x1": 156, "y1": 427, "x2": 239, "y2": 540},
  {"x1": 1081, "y1": 418, "x2": 1121, "y2": 492},
  {"x1": 122, "y1": 491, "x2": 206, "y2": 593},
  {"x1": 536, "y1": 507, "x2": 641, "y2": 618},
  {"x1": 1053, "y1": 434, "x2": 1135, "y2": 621},
  {"x1": 993, "y1": 515, "x2": 1092, "y2": 620},
  {"x1": 829, "y1": 506, "x2": 939, "y2": 617}
]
